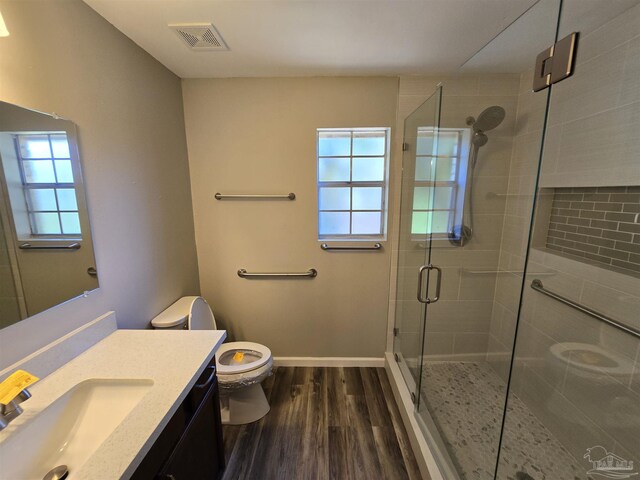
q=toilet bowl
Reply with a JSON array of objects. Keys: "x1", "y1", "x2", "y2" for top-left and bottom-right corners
[
  {"x1": 548, "y1": 342, "x2": 633, "y2": 380},
  {"x1": 151, "y1": 296, "x2": 272, "y2": 425}
]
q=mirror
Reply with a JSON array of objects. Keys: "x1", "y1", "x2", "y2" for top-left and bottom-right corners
[{"x1": 0, "y1": 101, "x2": 98, "y2": 328}]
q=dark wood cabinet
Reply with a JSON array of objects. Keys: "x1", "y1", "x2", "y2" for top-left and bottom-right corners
[{"x1": 131, "y1": 357, "x2": 225, "y2": 480}]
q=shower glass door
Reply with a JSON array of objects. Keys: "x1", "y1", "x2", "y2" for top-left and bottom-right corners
[
  {"x1": 412, "y1": 1, "x2": 562, "y2": 478},
  {"x1": 393, "y1": 87, "x2": 441, "y2": 397},
  {"x1": 496, "y1": 1, "x2": 640, "y2": 478}
]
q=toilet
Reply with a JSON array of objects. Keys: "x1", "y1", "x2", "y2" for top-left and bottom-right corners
[{"x1": 151, "y1": 296, "x2": 272, "y2": 425}]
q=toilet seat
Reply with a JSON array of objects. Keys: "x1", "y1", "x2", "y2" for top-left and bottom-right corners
[
  {"x1": 549, "y1": 342, "x2": 633, "y2": 377},
  {"x1": 215, "y1": 341, "x2": 272, "y2": 374},
  {"x1": 151, "y1": 296, "x2": 273, "y2": 425}
]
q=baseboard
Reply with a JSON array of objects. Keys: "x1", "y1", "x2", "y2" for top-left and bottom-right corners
[{"x1": 273, "y1": 357, "x2": 385, "y2": 367}]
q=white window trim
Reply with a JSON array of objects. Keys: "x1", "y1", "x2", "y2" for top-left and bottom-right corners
[{"x1": 317, "y1": 127, "x2": 391, "y2": 241}]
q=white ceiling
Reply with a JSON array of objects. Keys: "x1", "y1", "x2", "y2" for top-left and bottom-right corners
[{"x1": 82, "y1": 0, "x2": 539, "y2": 79}]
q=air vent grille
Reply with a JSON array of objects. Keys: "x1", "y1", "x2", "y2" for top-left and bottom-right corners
[{"x1": 169, "y1": 23, "x2": 228, "y2": 51}]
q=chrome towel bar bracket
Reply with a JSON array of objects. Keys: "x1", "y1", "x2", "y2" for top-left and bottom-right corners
[
  {"x1": 531, "y1": 279, "x2": 639, "y2": 339},
  {"x1": 320, "y1": 243, "x2": 382, "y2": 251},
  {"x1": 215, "y1": 193, "x2": 296, "y2": 200},
  {"x1": 238, "y1": 268, "x2": 317, "y2": 278}
]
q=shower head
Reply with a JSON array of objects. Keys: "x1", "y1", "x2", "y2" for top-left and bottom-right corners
[
  {"x1": 472, "y1": 106, "x2": 505, "y2": 132},
  {"x1": 462, "y1": 106, "x2": 506, "y2": 243},
  {"x1": 472, "y1": 131, "x2": 488, "y2": 147}
]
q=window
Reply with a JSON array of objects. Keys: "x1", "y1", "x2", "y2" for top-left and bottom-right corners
[
  {"x1": 14, "y1": 133, "x2": 81, "y2": 236},
  {"x1": 317, "y1": 128, "x2": 390, "y2": 239},
  {"x1": 411, "y1": 127, "x2": 469, "y2": 238}
]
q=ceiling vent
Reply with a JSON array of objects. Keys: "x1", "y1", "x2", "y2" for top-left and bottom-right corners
[{"x1": 169, "y1": 23, "x2": 228, "y2": 51}]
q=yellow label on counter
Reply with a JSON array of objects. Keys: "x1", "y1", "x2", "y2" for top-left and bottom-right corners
[
  {"x1": 0, "y1": 370, "x2": 39, "y2": 405},
  {"x1": 233, "y1": 352, "x2": 245, "y2": 363}
]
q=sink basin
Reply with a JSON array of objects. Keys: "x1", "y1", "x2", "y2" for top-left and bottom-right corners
[{"x1": 0, "y1": 378, "x2": 153, "y2": 480}]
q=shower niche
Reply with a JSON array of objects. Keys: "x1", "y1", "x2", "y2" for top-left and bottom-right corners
[{"x1": 531, "y1": 186, "x2": 640, "y2": 276}]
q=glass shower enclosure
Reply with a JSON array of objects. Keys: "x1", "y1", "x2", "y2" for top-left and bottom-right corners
[{"x1": 391, "y1": 0, "x2": 640, "y2": 479}]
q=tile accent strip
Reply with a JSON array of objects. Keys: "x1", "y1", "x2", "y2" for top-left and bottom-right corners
[{"x1": 546, "y1": 186, "x2": 640, "y2": 273}]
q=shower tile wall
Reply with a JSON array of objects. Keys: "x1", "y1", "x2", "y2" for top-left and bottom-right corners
[
  {"x1": 495, "y1": 3, "x2": 640, "y2": 476},
  {"x1": 390, "y1": 74, "x2": 520, "y2": 361},
  {"x1": 539, "y1": 3, "x2": 640, "y2": 189}
]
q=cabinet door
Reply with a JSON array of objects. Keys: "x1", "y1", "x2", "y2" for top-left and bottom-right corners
[{"x1": 158, "y1": 378, "x2": 224, "y2": 480}]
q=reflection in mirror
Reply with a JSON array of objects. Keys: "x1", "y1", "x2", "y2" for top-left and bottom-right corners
[
  {"x1": 410, "y1": 126, "x2": 469, "y2": 241},
  {"x1": 0, "y1": 101, "x2": 98, "y2": 328}
]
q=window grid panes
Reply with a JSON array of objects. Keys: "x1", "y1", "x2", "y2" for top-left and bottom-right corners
[
  {"x1": 411, "y1": 128, "x2": 465, "y2": 237},
  {"x1": 14, "y1": 133, "x2": 81, "y2": 236},
  {"x1": 317, "y1": 128, "x2": 389, "y2": 238}
]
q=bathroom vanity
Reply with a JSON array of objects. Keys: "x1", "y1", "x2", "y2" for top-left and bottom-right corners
[
  {"x1": 131, "y1": 355, "x2": 225, "y2": 480},
  {"x1": 0, "y1": 314, "x2": 227, "y2": 480}
]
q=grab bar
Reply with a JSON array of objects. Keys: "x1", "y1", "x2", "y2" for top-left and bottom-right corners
[
  {"x1": 237, "y1": 268, "x2": 317, "y2": 278},
  {"x1": 531, "y1": 279, "x2": 640, "y2": 339},
  {"x1": 19, "y1": 242, "x2": 81, "y2": 250},
  {"x1": 320, "y1": 243, "x2": 382, "y2": 251},
  {"x1": 215, "y1": 193, "x2": 296, "y2": 200}
]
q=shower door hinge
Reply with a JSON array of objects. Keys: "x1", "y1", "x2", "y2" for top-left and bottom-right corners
[
  {"x1": 532, "y1": 32, "x2": 579, "y2": 92},
  {"x1": 402, "y1": 142, "x2": 409, "y2": 151},
  {"x1": 393, "y1": 327, "x2": 399, "y2": 337}
]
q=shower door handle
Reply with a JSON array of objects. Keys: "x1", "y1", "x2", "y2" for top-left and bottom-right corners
[{"x1": 417, "y1": 264, "x2": 442, "y2": 304}]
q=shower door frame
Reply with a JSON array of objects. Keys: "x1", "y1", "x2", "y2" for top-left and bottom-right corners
[
  {"x1": 392, "y1": 84, "x2": 463, "y2": 480},
  {"x1": 392, "y1": 87, "x2": 442, "y2": 390}
]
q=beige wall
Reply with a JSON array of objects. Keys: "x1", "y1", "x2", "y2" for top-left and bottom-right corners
[
  {"x1": 0, "y1": 0, "x2": 199, "y2": 367},
  {"x1": 183, "y1": 77, "x2": 398, "y2": 358}
]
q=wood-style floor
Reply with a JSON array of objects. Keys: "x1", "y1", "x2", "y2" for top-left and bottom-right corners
[{"x1": 221, "y1": 366, "x2": 422, "y2": 480}]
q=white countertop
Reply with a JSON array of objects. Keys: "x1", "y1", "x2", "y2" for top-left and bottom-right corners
[{"x1": 0, "y1": 329, "x2": 226, "y2": 480}]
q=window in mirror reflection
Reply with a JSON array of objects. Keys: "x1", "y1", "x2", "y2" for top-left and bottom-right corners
[
  {"x1": 411, "y1": 127, "x2": 469, "y2": 238},
  {"x1": 15, "y1": 133, "x2": 81, "y2": 236}
]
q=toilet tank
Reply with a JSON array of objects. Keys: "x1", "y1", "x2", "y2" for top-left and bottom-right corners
[{"x1": 151, "y1": 296, "x2": 217, "y2": 330}]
